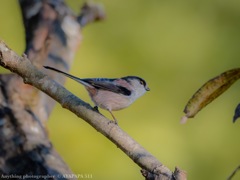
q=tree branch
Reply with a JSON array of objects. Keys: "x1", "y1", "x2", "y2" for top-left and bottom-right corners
[
  {"x1": 227, "y1": 165, "x2": 240, "y2": 180},
  {"x1": 0, "y1": 1, "x2": 186, "y2": 179},
  {"x1": 0, "y1": 40, "x2": 185, "y2": 179}
]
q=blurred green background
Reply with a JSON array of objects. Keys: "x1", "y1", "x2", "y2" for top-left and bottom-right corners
[{"x1": 1, "y1": 0, "x2": 240, "y2": 179}]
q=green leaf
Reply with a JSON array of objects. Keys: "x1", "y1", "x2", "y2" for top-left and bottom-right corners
[{"x1": 181, "y1": 68, "x2": 240, "y2": 124}]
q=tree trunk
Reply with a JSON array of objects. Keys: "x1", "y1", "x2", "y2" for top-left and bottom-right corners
[{"x1": 0, "y1": 0, "x2": 104, "y2": 179}]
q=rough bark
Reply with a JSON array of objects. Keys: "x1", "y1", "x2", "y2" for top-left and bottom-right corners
[{"x1": 0, "y1": 0, "x2": 104, "y2": 179}]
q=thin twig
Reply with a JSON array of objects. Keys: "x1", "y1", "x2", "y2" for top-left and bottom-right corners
[{"x1": 227, "y1": 165, "x2": 240, "y2": 180}]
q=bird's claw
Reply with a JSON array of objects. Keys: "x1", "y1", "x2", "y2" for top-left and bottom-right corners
[
  {"x1": 93, "y1": 106, "x2": 100, "y2": 112},
  {"x1": 108, "y1": 120, "x2": 118, "y2": 125}
]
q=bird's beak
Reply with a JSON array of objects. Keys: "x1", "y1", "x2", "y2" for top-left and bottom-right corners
[{"x1": 146, "y1": 86, "x2": 150, "y2": 91}]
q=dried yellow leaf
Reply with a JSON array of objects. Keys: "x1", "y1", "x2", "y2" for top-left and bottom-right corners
[{"x1": 181, "y1": 68, "x2": 240, "y2": 123}]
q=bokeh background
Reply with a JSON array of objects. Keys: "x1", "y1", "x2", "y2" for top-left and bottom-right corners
[{"x1": 1, "y1": 0, "x2": 240, "y2": 179}]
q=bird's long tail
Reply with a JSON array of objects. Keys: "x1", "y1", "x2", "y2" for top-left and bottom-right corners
[{"x1": 43, "y1": 66, "x2": 88, "y2": 86}]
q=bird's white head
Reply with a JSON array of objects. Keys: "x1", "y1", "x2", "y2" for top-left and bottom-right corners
[{"x1": 122, "y1": 76, "x2": 150, "y2": 100}]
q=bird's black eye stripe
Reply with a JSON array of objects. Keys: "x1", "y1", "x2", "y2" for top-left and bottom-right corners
[
  {"x1": 138, "y1": 78, "x2": 147, "y2": 87},
  {"x1": 122, "y1": 76, "x2": 146, "y2": 86},
  {"x1": 139, "y1": 80, "x2": 144, "y2": 85}
]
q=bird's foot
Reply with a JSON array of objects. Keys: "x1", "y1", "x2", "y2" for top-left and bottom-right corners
[
  {"x1": 93, "y1": 106, "x2": 100, "y2": 112},
  {"x1": 108, "y1": 119, "x2": 118, "y2": 125}
]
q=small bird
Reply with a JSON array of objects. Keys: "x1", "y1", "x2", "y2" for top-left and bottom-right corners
[{"x1": 44, "y1": 66, "x2": 150, "y2": 124}]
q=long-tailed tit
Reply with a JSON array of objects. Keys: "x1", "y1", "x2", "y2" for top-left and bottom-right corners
[{"x1": 44, "y1": 66, "x2": 150, "y2": 124}]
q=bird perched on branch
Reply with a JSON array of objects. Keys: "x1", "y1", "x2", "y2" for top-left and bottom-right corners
[{"x1": 44, "y1": 66, "x2": 150, "y2": 124}]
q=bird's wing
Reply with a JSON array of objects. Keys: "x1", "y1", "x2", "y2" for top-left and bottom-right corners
[{"x1": 82, "y1": 78, "x2": 131, "y2": 96}]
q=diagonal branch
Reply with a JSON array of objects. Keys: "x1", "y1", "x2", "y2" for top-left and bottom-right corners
[
  {"x1": 0, "y1": 40, "x2": 186, "y2": 180},
  {"x1": 0, "y1": 1, "x2": 186, "y2": 179},
  {"x1": 227, "y1": 165, "x2": 240, "y2": 180}
]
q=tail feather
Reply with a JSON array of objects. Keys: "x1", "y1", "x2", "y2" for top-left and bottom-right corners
[{"x1": 43, "y1": 66, "x2": 90, "y2": 87}]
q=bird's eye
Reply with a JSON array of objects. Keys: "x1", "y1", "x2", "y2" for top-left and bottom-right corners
[{"x1": 139, "y1": 80, "x2": 144, "y2": 85}]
